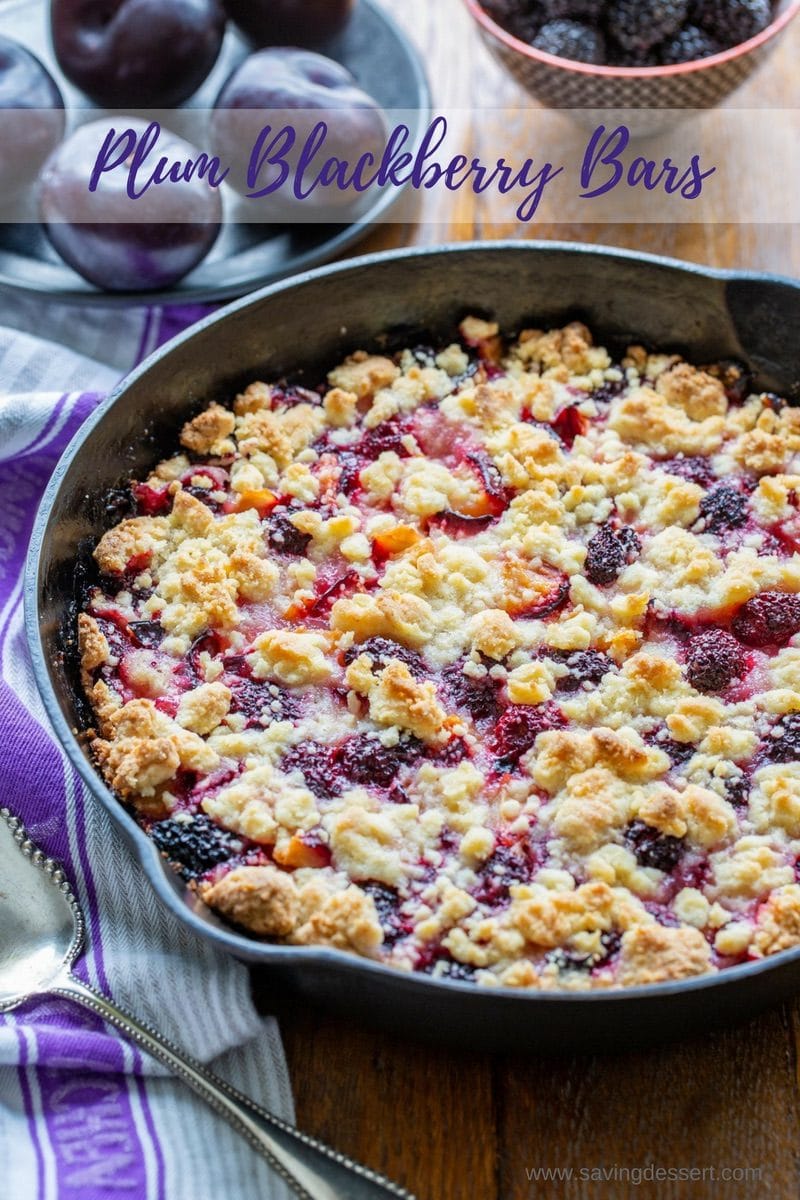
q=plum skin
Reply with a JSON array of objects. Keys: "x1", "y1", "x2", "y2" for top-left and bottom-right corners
[
  {"x1": 39, "y1": 118, "x2": 222, "y2": 293},
  {"x1": 0, "y1": 35, "x2": 65, "y2": 195},
  {"x1": 222, "y1": 0, "x2": 354, "y2": 48},
  {"x1": 51, "y1": 0, "x2": 227, "y2": 108},
  {"x1": 210, "y1": 48, "x2": 388, "y2": 217}
]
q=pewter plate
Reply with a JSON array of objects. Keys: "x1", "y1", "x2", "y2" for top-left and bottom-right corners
[{"x1": 0, "y1": 0, "x2": 430, "y2": 305}]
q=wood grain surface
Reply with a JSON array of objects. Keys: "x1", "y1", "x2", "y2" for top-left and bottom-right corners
[{"x1": 259, "y1": 4, "x2": 800, "y2": 1197}]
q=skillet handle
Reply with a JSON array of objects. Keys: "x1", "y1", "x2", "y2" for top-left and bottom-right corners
[{"x1": 52, "y1": 972, "x2": 417, "y2": 1200}]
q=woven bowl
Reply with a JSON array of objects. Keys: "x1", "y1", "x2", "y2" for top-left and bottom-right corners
[{"x1": 464, "y1": 0, "x2": 800, "y2": 110}]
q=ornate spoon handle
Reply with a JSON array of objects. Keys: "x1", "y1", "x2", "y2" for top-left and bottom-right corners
[{"x1": 51, "y1": 971, "x2": 416, "y2": 1200}]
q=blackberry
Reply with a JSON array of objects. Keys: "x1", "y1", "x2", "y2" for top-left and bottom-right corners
[
  {"x1": 442, "y1": 658, "x2": 502, "y2": 720},
  {"x1": 281, "y1": 743, "x2": 343, "y2": 798},
  {"x1": 543, "y1": 0, "x2": 607, "y2": 18},
  {"x1": 547, "y1": 947, "x2": 593, "y2": 971},
  {"x1": 607, "y1": 0, "x2": 689, "y2": 51},
  {"x1": 270, "y1": 385, "x2": 323, "y2": 409},
  {"x1": 362, "y1": 883, "x2": 408, "y2": 946},
  {"x1": 420, "y1": 953, "x2": 478, "y2": 982},
  {"x1": 767, "y1": 713, "x2": 800, "y2": 764},
  {"x1": 268, "y1": 513, "x2": 312, "y2": 557},
  {"x1": 661, "y1": 455, "x2": 717, "y2": 488},
  {"x1": 686, "y1": 629, "x2": 744, "y2": 693},
  {"x1": 598, "y1": 930, "x2": 623, "y2": 963},
  {"x1": 645, "y1": 903, "x2": 683, "y2": 928},
  {"x1": 339, "y1": 733, "x2": 423, "y2": 788},
  {"x1": 624, "y1": 820, "x2": 685, "y2": 873},
  {"x1": 548, "y1": 930, "x2": 622, "y2": 973},
  {"x1": 697, "y1": 484, "x2": 748, "y2": 533},
  {"x1": 103, "y1": 485, "x2": 135, "y2": 523},
  {"x1": 433, "y1": 737, "x2": 470, "y2": 766},
  {"x1": 184, "y1": 485, "x2": 224, "y2": 513},
  {"x1": 333, "y1": 451, "x2": 361, "y2": 495},
  {"x1": 151, "y1": 815, "x2": 235, "y2": 879},
  {"x1": 482, "y1": 0, "x2": 545, "y2": 41},
  {"x1": 532, "y1": 19, "x2": 605, "y2": 62},
  {"x1": 725, "y1": 774, "x2": 751, "y2": 807},
  {"x1": 584, "y1": 524, "x2": 641, "y2": 585},
  {"x1": 343, "y1": 636, "x2": 426, "y2": 678},
  {"x1": 618, "y1": 526, "x2": 641, "y2": 555},
  {"x1": 489, "y1": 703, "x2": 565, "y2": 766},
  {"x1": 228, "y1": 675, "x2": 298, "y2": 727},
  {"x1": 436, "y1": 960, "x2": 477, "y2": 983},
  {"x1": 732, "y1": 591, "x2": 800, "y2": 647},
  {"x1": 591, "y1": 378, "x2": 627, "y2": 404},
  {"x1": 356, "y1": 418, "x2": 411, "y2": 461},
  {"x1": 692, "y1": 0, "x2": 772, "y2": 45},
  {"x1": 544, "y1": 648, "x2": 616, "y2": 693},
  {"x1": 473, "y1": 841, "x2": 537, "y2": 904},
  {"x1": 659, "y1": 23, "x2": 721, "y2": 61},
  {"x1": 644, "y1": 728, "x2": 696, "y2": 765}
]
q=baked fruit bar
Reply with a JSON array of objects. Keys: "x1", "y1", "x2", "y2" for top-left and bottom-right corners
[{"x1": 78, "y1": 317, "x2": 800, "y2": 990}]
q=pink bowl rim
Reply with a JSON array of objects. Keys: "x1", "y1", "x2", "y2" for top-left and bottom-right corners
[{"x1": 464, "y1": 0, "x2": 800, "y2": 77}]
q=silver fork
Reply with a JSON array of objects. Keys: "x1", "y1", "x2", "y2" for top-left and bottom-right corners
[{"x1": 0, "y1": 806, "x2": 416, "y2": 1200}]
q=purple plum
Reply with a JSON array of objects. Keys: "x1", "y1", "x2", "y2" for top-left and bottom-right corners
[
  {"x1": 51, "y1": 0, "x2": 226, "y2": 108},
  {"x1": 39, "y1": 118, "x2": 223, "y2": 292},
  {"x1": 222, "y1": 0, "x2": 354, "y2": 48},
  {"x1": 210, "y1": 48, "x2": 387, "y2": 218},
  {"x1": 0, "y1": 35, "x2": 65, "y2": 195}
]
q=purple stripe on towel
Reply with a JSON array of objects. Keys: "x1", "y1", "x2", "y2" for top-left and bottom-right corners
[
  {"x1": 153, "y1": 304, "x2": 216, "y2": 355},
  {"x1": 0, "y1": 384, "x2": 160, "y2": 1195},
  {"x1": 23, "y1": 393, "x2": 70, "y2": 458},
  {"x1": 133, "y1": 1057, "x2": 167, "y2": 1200},
  {"x1": 17, "y1": 1030, "x2": 47, "y2": 1200},
  {"x1": 1, "y1": 686, "x2": 154, "y2": 1193},
  {"x1": 133, "y1": 309, "x2": 154, "y2": 369},
  {"x1": 3, "y1": 306, "x2": 229, "y2": 1199},
  {"x1": 0, "y1": 392, "x2": 104, "y2": 593},
  {"x1": 37, "y1": 1067, "x2": 148, "y2": 1200}
]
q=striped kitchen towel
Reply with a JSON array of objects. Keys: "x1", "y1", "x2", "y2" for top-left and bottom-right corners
[{"x1": 0, "y1": 299, "x2": 294, "y2": 1200}]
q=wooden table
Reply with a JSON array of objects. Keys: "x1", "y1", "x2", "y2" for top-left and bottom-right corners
[{"x1": 266, "y1": 4, "x2": 800, "y2": 1197}]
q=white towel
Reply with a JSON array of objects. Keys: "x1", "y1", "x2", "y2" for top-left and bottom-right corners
[{"x1": 0, "y1": 297, "x2": 294, "y2": 1200}]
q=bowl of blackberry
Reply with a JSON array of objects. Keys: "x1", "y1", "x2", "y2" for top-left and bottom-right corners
[{"x1": 465, "y1": 0, "x2": 800, "y2": 109}]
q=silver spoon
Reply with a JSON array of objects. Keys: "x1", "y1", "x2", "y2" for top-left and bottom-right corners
[{"x1": 0, "y1": 806, "x2": 416, "y2": 1200}]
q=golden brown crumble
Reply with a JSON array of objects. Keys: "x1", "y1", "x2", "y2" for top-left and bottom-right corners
[{"x1": 78, "y1": 320, "x2": 800, "y2": 991}]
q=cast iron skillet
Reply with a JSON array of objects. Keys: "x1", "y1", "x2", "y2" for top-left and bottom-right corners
[{"x1": 25, "y1": 242, "x2": 800, "y2": 1052}]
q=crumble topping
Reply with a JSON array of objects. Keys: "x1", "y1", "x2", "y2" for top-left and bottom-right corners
[{"x1": 78, "y1": 319, "x2": 800, "y2": 990}]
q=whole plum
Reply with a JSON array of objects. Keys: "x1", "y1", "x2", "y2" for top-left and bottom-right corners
[
  {"x1": 210, "y1": 48, "x2": 387, "y2": 219},
  {"x1": 51, "y1": 0, "x2": 226, "y2": 108},
  {"x1": 0, "y1": 36, "x2": 65, "y2": 197},
  {"x1": 222, "y1": 0, "x2": 354, "y2": 48},
  {"x1": 39, "y1": 118, "x2": 222, "y2": 292}
]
